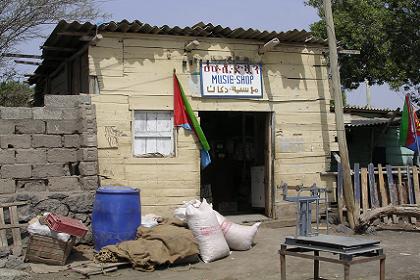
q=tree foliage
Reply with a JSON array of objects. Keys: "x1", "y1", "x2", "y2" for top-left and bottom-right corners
[
  {"x1": 0, "y1": 80, "x2": 33, "y2": 107},
  {"x1": 0, "y1": 0, "x2": 107, "y2": 58},
  {"x1": 306, "y1": 0, "x2": 419, "y2": 93}
]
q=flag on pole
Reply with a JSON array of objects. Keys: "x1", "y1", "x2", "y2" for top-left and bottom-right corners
[
  {"x1": 173, "y1": 73, "x2": 211, "y2": 168},
  {"x1": 399, "y1": 95, "x2": 420, "y2": 152}
]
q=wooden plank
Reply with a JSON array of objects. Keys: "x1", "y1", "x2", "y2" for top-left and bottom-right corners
[
  {"x1": 412, "y1": 166, "x2": 420, "y2": 204},
  {"x1": 337, "y1": 163, "x2": 344, "y2": 224},
  {"x1": 0, "y1": 201, "x2": 28, "y2": 208},
  {"x1": 361, "y1": 168, "x2": 369, "y2": 211},
  {"x1": 406, "y1": 166, "x2": 415, "y2": 204},
  {"x1": 406, "y1": 166, "x2": 416, "y2": 224},
  {"x1": 386, "y1": 165, "x2": 398, "y2": 223},
  {"x1": 9, "y1": 206, "x2": 22, "y2": 248},
  {"x1": 377, "y1": 164, "x2": 389, "y2": 223},
  {"x1": 397, "y1": 168, "x2": 405, "y2": 204},
  {"x1": 0, "y1": 208, "x2": 7, "y2": 247},
  {"x1": 368, "y1": 163, "x2": 380, "y2": 208},
  {"x1": 0, "y1": 224, "x2": 28, "y2": 230},
  {"x1": 353, "y1": 163, "x2": 361, "y2": 214},
  {"x1": 377, "y1": 164, "x2": 388, "y2": 206}
]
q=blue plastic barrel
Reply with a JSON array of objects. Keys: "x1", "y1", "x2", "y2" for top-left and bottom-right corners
[{"x1": 92, "y1": 186, "x2": 141, "y2": 251}]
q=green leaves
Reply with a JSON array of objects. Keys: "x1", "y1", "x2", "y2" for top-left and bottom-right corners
[
  {"x1": 306, "y1": 0, "x2": 419, "y2": 91},
  {"x1": 0, "y1": 81, "x2": 33, "y2": 107}
]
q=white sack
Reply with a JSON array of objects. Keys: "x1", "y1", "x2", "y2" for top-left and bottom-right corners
[
  {"x1": 28, "y1": 215, "x2": 71, "y2": 242},
  {"x1": 173, "y1": 199, "x2": 201, "y2": 222},
  {"x1": 214, "y1": 211, "x2": 261, "y2": 251},
  {"x1": 186, "y1": 199, "x2": 230, "y2": 263}
]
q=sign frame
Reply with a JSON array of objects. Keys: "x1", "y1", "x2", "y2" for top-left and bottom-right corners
[{"x1": 199, "y1": 61, "x2": 264, "y2": 99}]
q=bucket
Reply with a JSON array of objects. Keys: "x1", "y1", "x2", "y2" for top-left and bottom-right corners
[{"x1": 92, "y1": 186, "x2": 141, "y2": 251}]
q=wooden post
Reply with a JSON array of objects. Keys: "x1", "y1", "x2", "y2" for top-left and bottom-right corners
[
  {"x1": 412, "y1": 166, "x2": 420, "y2": 204},
  {"x1": 397, "y1": 168, "x2": 405, "y2": 204},
  {"x1": 361, "y1": 168, "x2": 369, "y2": 211},
  {"x1": 368, "y1": 163, "x2": 380, "y2": 208},
  {"x1": 386, "y1": 165, "x2": 398, "y2": 223},
  {"x1": 337, "y1": 164, "x2": 344, "y2": 224},
  {"x1": 354, "y1": 163, "x2": 361, "y2": 216},
  {"x1": 323, "y1": 0, "x2": 356, "y2": 229},
  {"x1": 377, "y1": 164, "x2": 389, "y2": 223}
]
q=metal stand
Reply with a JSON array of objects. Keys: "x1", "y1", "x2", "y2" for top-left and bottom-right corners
[
  {"x1": 281, "y1": 183, "x2": 329, "y2": 236},
  {"x1": 279, "y1": 235, "x2": 386, "y2": 280}
]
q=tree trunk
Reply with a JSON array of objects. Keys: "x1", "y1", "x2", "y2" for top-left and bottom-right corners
[{"x1": 356, "y1": 205, "x2": 420, "y2": 233}]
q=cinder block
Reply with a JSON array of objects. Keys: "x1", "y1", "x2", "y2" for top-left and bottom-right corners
[
  {"x1": 33, "y1": 107, "x2": 63, "y2": 120},
  {"x1": 46, "y1": 120, "x2": 80, "y2": 135},
  {"x1": 0, "y1": 107, "x2": 32, "y2": 119},
  {"x1": 47, "y1": 148, "x2": 77, "y2": 163},
  {"x1": 44, "y1": 95, "x2": 90, "y2": 108},
  {"x1": 0, "y1": 120, "x2": 15, "y2": 134},
  {"x1": 78, "y1": 162, "x2": 98, "y2": 176},
  {"x1": 1, "y1": 164, "x2": 31, "y2": 179},
  {"x1": 15, "y1": 120, "x2": 46, "y2": 134},
  {"x1": 62, "y1": 109, "x2": 80, "y2": 120},
  {"x1": 78, "y1": 148, "x2": 98, "y2": 162},
  {"x1": 63, "y1": 135, "x2": 80, "y2": 148},
  {"x1": 80, "y1": 176, "x2": 99, "y2": 190},
  {"x1": 0, "y1": 149, "x2": 15, "y2": 164},
  {"x1": 80, "y1": 133, "x2": 97, "y2": 147},
  {"x1": 16, "y1": 149, "x2": 47, "y2": 164},
  {"x1": 32, "y1": 164, "x2": 66, "y2": 178},
  {"x1": 32, "y1": 135, "x2": 62, "y2": 148},
  {"x1": 16, "y1": 179, "x2": 46, "y2": 192},
  {"x1": 48, "y1": 176, "x2": 81, "y2": 192},
  {"x1": 0, "y1": 135, "x2": 31, "y2": 148},
  {"x1": 0, "y1": 179, "x2": 15, "y2": 194},
  {"x1": 80, "y1": 119, "x2": 97, "y2": 133}
]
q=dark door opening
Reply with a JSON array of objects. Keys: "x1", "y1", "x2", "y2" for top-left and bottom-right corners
[{"x1": 200, "y1": 111, "x2": 270, "y2": 215}]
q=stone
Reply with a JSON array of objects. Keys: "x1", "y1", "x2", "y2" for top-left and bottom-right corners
[
  {"x1": 80, "y1": 133, "x2": 97, "y2": 147},
  {"x1": 0, "y1": 248, "x2": 11, "y2": 258},
  {"x1": 48, "y1": 176, "x2": 81, "y2": 192},
  {"x1": 48, "y1": 193, "x2": 69, "y2": 199},
  {"x1": 16, "y1": 180, "x2": 46, "y2": 192},
  {"x1": 31, "y1": 135, "x2": 62, "y2": 148},
  {"x1": 0, "y1": 121, "x2": 15, "y2": 134},
  {"x1": 78, "y1": 148, "x2": 97, "y2": 162},
  {"x1": 80, "y1": 119, "x2": 97, "y2": 133},
  {"x1": 32, "y1": 107, "x2": 63, "y2": 120},
  {"x1": 1, "y1": 165, "x2": 31, "y2": 179},
  {"x1": 0, "y1": 107, "x2": 32, "y2": 119},
  {"x1": 46, "y1": 120, "x2": 80, "y2": 135},
  {"x1": 4, "y1": 256, "x2": 29, "y2": 270},
  {"x1": 35, "y1": 199, "x2": 69, "y2": 216},
  {"x1": 47, "y1": 148, "x2": 77, "y2": 163},
  {"x1": 32, "y1": 164, "x2": 65, "y2": 178},
  {"x1": 15, "y1": 149, "x2": 46, "y2": 164},
  {"x1": 78, "y1": 162, "x2": 97, "y2": 176},
  {"x1": 0, "y1": 269, "x2": 31, "y2": 280},
  {"x1": 15, "y1": 193, "x2": 43, "y2": 204},
  {"x1": 74, "y1": 213, "x2": 89, "y2": 223},
  {"x1": 80, "y1": 176, "x2": 98, "y2": 190},
  {"x1": 15, "y1": 120, "x2": 45, "y2": 134},
  {"x1": 336, "y1": 224, "x2": 354, "y2": 234},
  {"x1": 0, "y1": 179, "x2": 15, "y2": 194},
  {"x1": 44, "y1": 95, "x2": 90, "y2": 108},
  {"x1": 63, "y1": 135, "x2": 80, "y2": 148},
  {"x1": 63, "y1": 192, "x2": 94, "y2": 213},
  {"x1": 0, "y1": 135, "x2": 31, "y2": 149},
  {"x1": 17, "y1": 204, "x2": 35, "y2": 223},
  {"x1": 0, "y1": 150, "x2": 15, "y2": 164}
]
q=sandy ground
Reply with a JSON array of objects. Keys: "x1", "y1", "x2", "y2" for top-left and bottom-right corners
[{"x1": 29, "y1": 226, "x2": 420, "y2": 280}]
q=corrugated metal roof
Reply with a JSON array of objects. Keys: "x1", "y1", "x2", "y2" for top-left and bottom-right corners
[
  {"x1": 343, "y1": 105, "x2": 398, "y2": 114},
  {"x1": 29, "y1": 20, "x2": 326, "y2": 84},
  {"x1": 345, "y1": 118, "x2": 400, "y2": 127}
]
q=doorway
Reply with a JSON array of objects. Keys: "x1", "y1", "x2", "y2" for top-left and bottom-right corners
[{"x1": 200, "y1": 111, "x2": 272, "y2": 216}]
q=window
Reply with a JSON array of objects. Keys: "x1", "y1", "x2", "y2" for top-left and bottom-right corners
[{"x1": 133, "y1": 111, "x2": 174, "y2": 157}]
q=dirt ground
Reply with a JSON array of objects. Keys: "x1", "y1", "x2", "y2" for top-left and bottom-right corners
[{"x1": 30, "y1": 226, "x2": 420, "y2": 280}]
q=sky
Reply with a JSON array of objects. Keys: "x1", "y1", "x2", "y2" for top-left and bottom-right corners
[{"x1": 15, "y1": 0, "x2": 403, "y2": 110}]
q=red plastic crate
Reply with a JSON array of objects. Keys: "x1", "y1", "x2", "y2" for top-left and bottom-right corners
[{"x1": 46, "y1": 213, "x2": 88, "y2": 237}]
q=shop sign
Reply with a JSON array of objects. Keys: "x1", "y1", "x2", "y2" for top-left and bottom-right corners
[{"x1": 200, "y1": 62, "x2": 263, "y2": 98}]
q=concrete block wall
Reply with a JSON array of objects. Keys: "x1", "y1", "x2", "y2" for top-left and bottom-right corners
[{"x1": 0, "y1": 95, "x2": 99, "y2": 242}]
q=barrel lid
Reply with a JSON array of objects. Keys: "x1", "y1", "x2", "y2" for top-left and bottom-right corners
[{"x1": 97, "y1": 186, "x2": 140, "y2": 194}]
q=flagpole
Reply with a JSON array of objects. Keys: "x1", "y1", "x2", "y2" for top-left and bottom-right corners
[{"x1": 407, "y1": 95, "x2": 420, "y2": 165}]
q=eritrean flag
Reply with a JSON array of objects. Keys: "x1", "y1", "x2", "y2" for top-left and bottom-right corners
[
  {"x1": 399, "y1": 95, "x2": 420, "y2": 152},
  {"x1": 174, "y1": 74, "x2": 211, "y2": 168}
]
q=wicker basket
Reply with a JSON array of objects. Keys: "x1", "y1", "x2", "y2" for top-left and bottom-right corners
[{"x1": 25, "y1": 234, "x2": 75, "y2": 265}]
